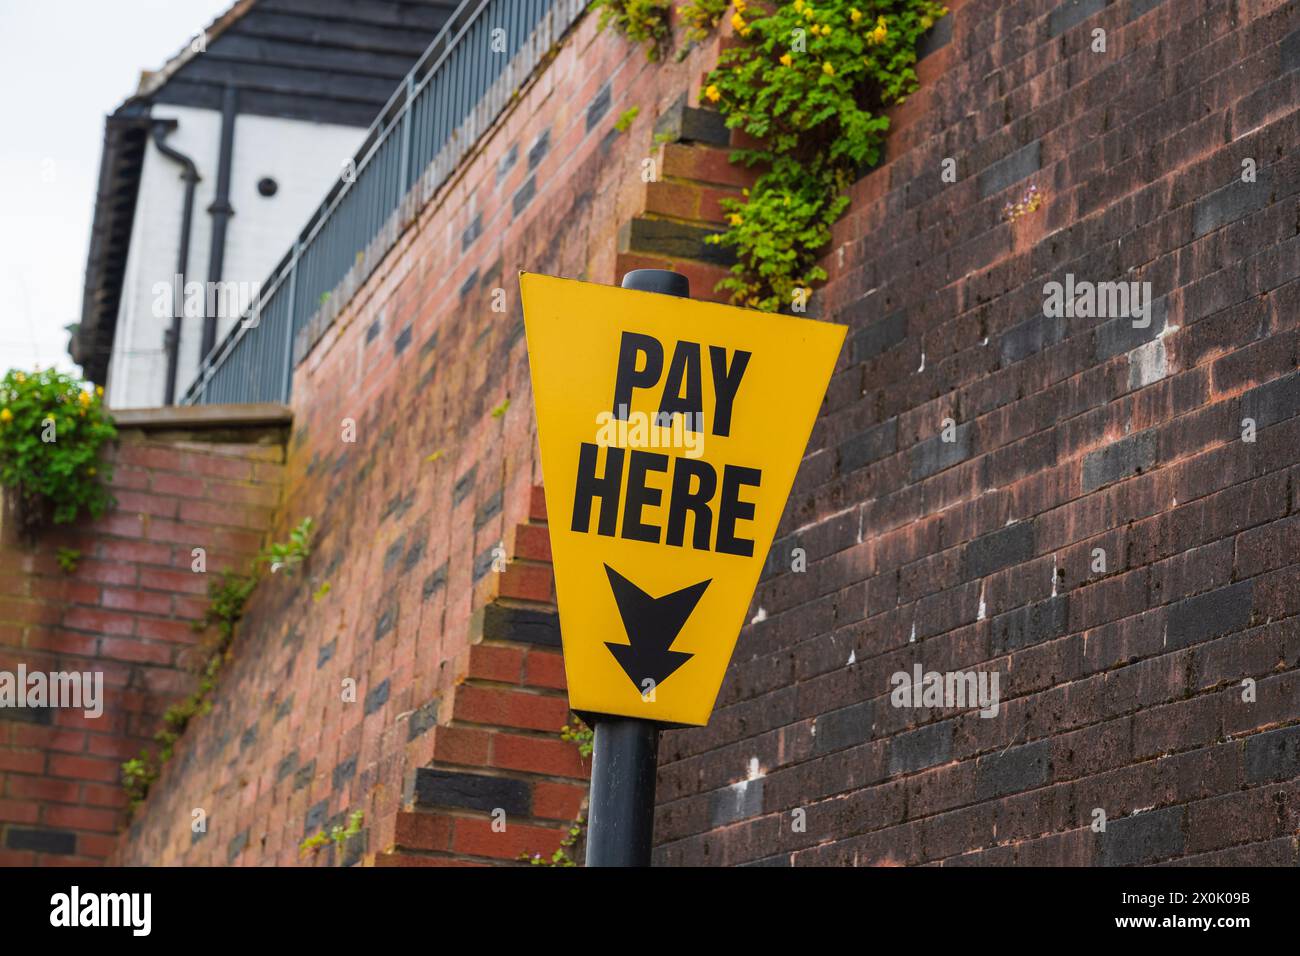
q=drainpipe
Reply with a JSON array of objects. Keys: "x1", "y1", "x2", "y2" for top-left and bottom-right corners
[
  {"x1": 150, "y1": 119, "x2": 200, "y2": 405},
  {"x1": 200, "y1": 84, "x2": 238, "y2": 363}
]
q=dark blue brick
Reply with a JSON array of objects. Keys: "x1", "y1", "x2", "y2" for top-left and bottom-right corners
[
  {"x1": 889, "y1": 721, "x2": 954, "y2": 774},
  {"x1": 1244, "y1": 724, "x2": 1300, "y2": 784},
  {"x1": 1098, "y1": 806, "x2": 1185, "y2": 866},
  {"x1": 1241, "y1": 371, "x2": 1300, "y2": 430},
  {"x1": 332, "y1": 754, "x2": 357, "y2": 791},
  {"x1": 413, "y1": 768, "x2": 531, "y2": 815},
  {"x1": 1082, "y1": 429, "x2": 1156, "y2": 491},
  {"x1": 1192, "y1": 167, "x2": 1273, "y2": 237},
  {"x1": 990, "y1": 596, "x2": 1069, "y2": 654},
  {"x1": 1166, "y1": 580, "x2": 1252, "y2": 649},
  {"x1": 978, "y1": 141, "x2": 1040, "y2": 198},
  {"x1": 586, "y1": 82, "x2": 611, "y2": 132},
  {"x1": 839, "y1": 419, "x2": 898, "y2": 473},
  {"x1": 814, "y1": 699, "x2": 875, "y2": 754},
  {"x1": 965, "y1": 521, "x2": 1035, "y2": 579},
  {"x1": 911, "y1": 423, "x2": 971, "y2": 480},
  {"x1": 1049, "y1": 0, "x2": 1108, "y2": 38},
  {"x1": 974, "y1": 740, "x2": 1050, "y2": 799},
  {"x1": 1000, "y1": 312, "x2": 1065, "y2": 366},
  {"x1": 709, "y1": 778, "x2": 764, "y2": 827},
  {"x1": 850, "y1": 310, "x2": 907, "y2": 363},
  {"x1": 5, "y1": 827, "x2": 76, "y2": 854},
  {"x1": 364, "y1": 679, "x2": 390, "y2": 716}
]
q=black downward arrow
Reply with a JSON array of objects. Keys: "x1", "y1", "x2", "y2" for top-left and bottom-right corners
[{"x1": 603, "y1": 564, "x2": 711, "y2": 694}]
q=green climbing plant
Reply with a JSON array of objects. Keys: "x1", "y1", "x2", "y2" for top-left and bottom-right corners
[
  {"x1": 592, "y1": 0, "x2": 675, "y2": 60},
  {"x1": 299, "y1": 809, "x2": 365, "y2": 860},
  {"x1": 0, "y1": 368, "x2": 115, "y2": 534},
  {"x1": 600, "y1": 0, "x2": 948, "y2": 311}
]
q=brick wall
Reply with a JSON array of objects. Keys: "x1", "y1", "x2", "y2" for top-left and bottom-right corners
[
  {"x1": 0, "y1": 406, "x2": 286, "y2": 864},
  {"x1": 104, "y1": 0, "x2": 1299, "y2": 867},
  {"x1": 110, "y1": 5, "x2": 748, "y2": 866},
  {"x1": 654, "y1": 0, "x2": 1300, "y2": 865}
]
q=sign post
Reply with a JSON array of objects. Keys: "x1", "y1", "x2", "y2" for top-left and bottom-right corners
[
  {"x1": 584, "y1": 269, "x2": 688, "y2": 867},
  {"x1": 520, "y1": 267, "x2": 844, "y2": 866}
]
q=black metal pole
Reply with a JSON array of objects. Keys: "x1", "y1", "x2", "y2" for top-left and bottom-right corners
[{"x1": 583, "y1": 267, "x2": 690, "y2": 868}]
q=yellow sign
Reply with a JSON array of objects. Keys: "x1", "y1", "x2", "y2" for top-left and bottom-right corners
[{"x1": 521, "y1": 273, "x2": 845, "y2": 725}]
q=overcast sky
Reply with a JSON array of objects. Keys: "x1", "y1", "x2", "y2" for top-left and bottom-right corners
[{"x1": 0, "y1": 0, "x2": 234, "y2": 377}]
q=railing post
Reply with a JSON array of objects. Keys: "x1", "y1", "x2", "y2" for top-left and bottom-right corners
[
  {"x1": 280, "y1": 242, "x2": 301, "y2": 404},
  {"x1": 399, "y1": 74, "x2": 415, "y2": 194}
]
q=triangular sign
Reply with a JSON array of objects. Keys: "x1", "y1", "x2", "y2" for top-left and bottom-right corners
[{"x1": 521, "y1": 273, "x2": 845, "y2": 726}]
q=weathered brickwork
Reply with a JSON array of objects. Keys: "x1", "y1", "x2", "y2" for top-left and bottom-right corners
[
  {"x1": 109, "y1": 9, "x2": 734, "y2": 864},
  {"x1": 97, "y1": 0, "x2": 1298, "y2": 866},
  {"x1": 654, "y1": 0, "x2": 1300, "y2": 865},
  {"x1": 0, "y1": 408, "x2": 286, "y2": 864}
]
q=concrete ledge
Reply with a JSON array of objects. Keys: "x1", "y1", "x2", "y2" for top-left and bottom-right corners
[{"x1": 108, "y1": 403, "x2": 292, "y2": 431}]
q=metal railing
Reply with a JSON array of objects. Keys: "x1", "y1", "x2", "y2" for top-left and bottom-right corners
[{"x1": 181, "y1": 0, "x2": 585, "y2": 405}]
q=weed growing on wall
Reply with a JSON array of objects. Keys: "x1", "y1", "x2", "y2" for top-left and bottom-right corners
[
  {"x1": 299, "y1": 809, "x2": 364, "y2": 860},
  {"x1": 520, "y1": 717, "x2": 592, "y2": 865},
  {"x1": 593, "y1": 0, "x2": 675, "y2": 61},
  {"x1": 600, "y1": 0, "x2": 947, "y2": 311},
  {"x1": 0, "y1": 368, "x2": 115, "y2": 534},
  {"x1": 121, "y1": 518, "x2": 315, "y2": 809}
]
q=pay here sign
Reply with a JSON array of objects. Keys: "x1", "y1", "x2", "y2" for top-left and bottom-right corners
[{"x1": 521, "y1": 273, "x2": 844, "y2": 725}]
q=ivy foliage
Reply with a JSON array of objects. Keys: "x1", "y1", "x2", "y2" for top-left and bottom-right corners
[
  {"x1": 0, "y1": 368, "x2": 115, "y2": 533},
  {"x1": 594, "y1": 0, "x2": 947, "y2": 311},
  {"x1": 593, "y1": 0, "x2": 675, "y2": 61}
]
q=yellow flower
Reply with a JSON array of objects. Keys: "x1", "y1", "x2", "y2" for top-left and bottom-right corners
[
  {"x1": 793, "y1": 0, "x2": 803, "y2": 10},
  {"x1": 870, "y1": 23, "x2": 887, "y2": 43},
  {"x1": 78, "y1": 390, "x2": 91, "y2": 406},
  {"x1": 727, "y1": 212, "x2": 744, "y2": 226},
  {"x1": 822, "y1": 61, "x2": 835, "y2": 76},
  {"x1": 822, "y1": 25, "x2": 832, "y2": 35},
  {"x1": 0, "y1": 408, "x2": 11, "y2": 423},
  {"x1": 730, "y1": 11, "x2": 744, "y2": 30},
  {"x1": 96, "y1": 386, "x2": 103, "y2": 397},
  {"x1": 741, "y1": 26, "x2": 751, "y2": 36},
  {"x1": 780, "y1": 52, "x2": 793, "y2": 66},
  {"x1": 705, "y1": 84, "x2": 721, "y2": 102},
  {"x1": 14, "y1": 373, "x2": 24, "y2": 384},
  {"x1": 921, "y1": 15, "x2": 933, "y2": 29},
  {"x1": 734, "y1": 0, "x2": 745, "y2": 10},
  {"x1": 850, "y1": 7, "x2": 861, "y2": 22}
]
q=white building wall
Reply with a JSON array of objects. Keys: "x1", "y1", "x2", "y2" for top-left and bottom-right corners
[{"x1": 106, "y1": 104, "x2": 365, "y2": 407}]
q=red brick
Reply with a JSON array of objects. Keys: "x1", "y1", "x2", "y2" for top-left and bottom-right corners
[
  {"x1": 452, "y1": 685, "x2": 570, "y2": 733},
  {"x1": 62, "y1": 606, "x2": 136, "y2": 637},
  {"x1": 46, "y1": 755, "x2": 121, "y2": 783},
  {"x1": 0, "y1": 797, "x2": 40, "y2": 824},
  {"x1": 393, "y1": 811, "x2": 453, "y2": 851},
  {"x1": 491, "y1": 734, "x2": 589, "y2": 779},
  {"x1": 0, "y1": 750, "x2": 45, "y2": 774},
  {"x1": 102, "y1": 587, "x2": 173, "y2": 616},
  {"x1": 449, "y1": 816, "x2": 564, "y2": 861},
  {"x1": 99, "y1": 637, "x2": 173, "y2": 665},
  {"x1": 531, "y1": 781, "x2": 587, "y2": 821},
  {"x1": 495, "y1": 563, "x2": 554, "y2": 603},
  {"x1": 43, "y1": 804, "x2": 119, "y2": 833}
]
